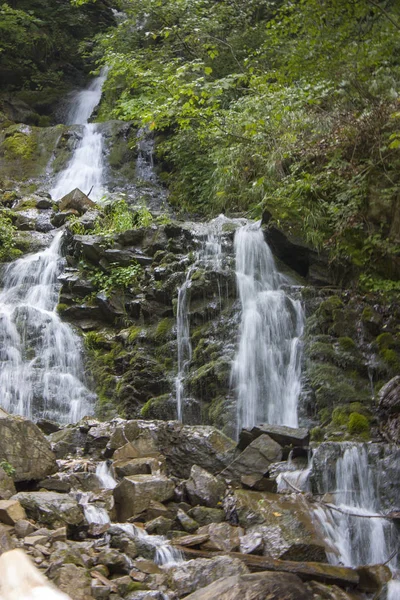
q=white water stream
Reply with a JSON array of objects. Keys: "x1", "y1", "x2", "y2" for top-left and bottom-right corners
[
  {"x1": 0, "y1": 233, "x2": 95, "y2": 422},
  {"x1": 50, "y1": 69, "x2": 107, "y2": 201},
  {"x1": 232, "y1": 223, "x2": 304, "y2": 433},
  {"x1": 312, "y1": 443, "x2": 400, "y2": 596}
]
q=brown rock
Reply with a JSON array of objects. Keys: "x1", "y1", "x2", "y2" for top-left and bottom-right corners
[
  {"x1": 221, "y1": 434, "x2": 282, "y2": 485},
  {"x1": 114, "y1": 474, "x2": 175, "y2": 521},
  {"x1": 51, "y1": 563, "x2": 92, "y2": 600},
  {"x1": 58, "y1": 188, "x2": 96, "y2": 213},
  {"x1": 198, "y1": 522, "x2": 244, "y2": 552},
  {"x1": 185, "y1": 465, "x2": 226, "y2": 508},
  {"x1": 0, "y1": 499, "x2": 26, "y2": 525},
  {"x1": 0, "y1": 466, "x2": 16, "y2": 500}
]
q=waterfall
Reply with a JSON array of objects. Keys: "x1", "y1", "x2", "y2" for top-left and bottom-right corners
[
  {"x1": 50, "y1": 69, "x2": 107, "y2": 201},
  {"x1": 117, "y1": 524, "x2": 183, "y2": 567},
  {"x1": 96, "y1": 461, "x2": 118, "y2": 490},
  {"x1": 231, "y1": 223, "x2": 304, "y2": 433},
  {"x1": 175, "y1": 215, "x2": 237, "y2": 421},
  {"x1": 0, "y1": 233, "x2": 95, "y2": 422},
  {"x1": 312, "y1": 443, "x2": 399, "y2": 595}
]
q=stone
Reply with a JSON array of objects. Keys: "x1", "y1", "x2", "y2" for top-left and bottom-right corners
[
  {"x1": 13, "y1": 492, "x2": 84, "y2": 528},
  {"x1": 51, "y1": 563, "x2": 92, "y2": 600},
  {"x1": 198, "y1": 522, "x2": 244, "y2": 552},
  {"x1": 113, "y1": 475, "x2": 175, "y2": 521},
  {"x1": 226, "y1": 489, "x2": 327, "y2": 562},
  {"x1": 113, "y1": 442, "x2": 140, "y2": 461},
  {"x1": 182, "y1": 571, "x2": 310, "y2": 600},
  {"x1": 305, "y1": 581, "x2": 363, "y2": 600},
  {"x1": 0, "y1": 499, "x2": 26, "y2": 525},
  {"x1": 176, "y1": 508, "x2": 199, "y2": 533},
  {"x1": 187, "y1": 506, "x2": 225, "y2": 526},
  {"x1": 0, "y1": 466, "x2": 16, "y2": 500},
  {"x1": 239, "y1": 529, "x2": 264, "y2": 555},
  {"x1": 145, "y1": 516, "x2": 173, "y2": 536},
  {"x1": 379, "y1": 376, "x2": 400, "y2": 414},
  {"x1": 36, "y1": 418, "x2": 61, "y2": 435},
  {"x1": 58, "y1": 188, "x2": 96, "y2": 213},
  {"x1": 221, "y1": 434, "x2": 282, "y2": 485},
  {"x1": 172, "y1": 533, "x2": 210, "y2": 547},
  {"x1": 0, "y1": 524, "x2": 15, "y2": 553},
  {"x1": 164, "y1": 556, "x2": 249, "y2": 597},
  {"x1": 113, "y1": 457, "x2": 165, "y2": 478},
  {"x1": 356, "y1": 565, "x2": 392, "y2": 592},
  {"x1": 49, "y1": 426, "x2": 87, "y2": 459},
  {"x1": 14, "y1": 519, "x2": 37, "y2": 538},
  {"x1": 185, "y1": 465, "x2": 226, "y2": 508},
  {"x1": 96, "y1": 548, "x2": 132, "y2": 575},
  {"x1": 0, "y1": 415, "x2": 57, "y2": 482},
  {"x1": 238, "y1": 424, "x2": 310, "y2": 451}
]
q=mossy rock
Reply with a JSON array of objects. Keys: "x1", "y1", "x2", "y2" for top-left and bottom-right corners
[
  {"x1": 140, "y1": 394, "x2": 177, "y2": 420},
  {"x1": 347, "y1": 412, "x2": 370, "y2": 436}
]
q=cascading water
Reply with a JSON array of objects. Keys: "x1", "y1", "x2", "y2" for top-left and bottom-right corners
[
  {"x1": 312, "y1": 443, "x2": 400, "y2": 596},
  {"x1": 50, "y1": 69, "x2": 107, "y2": 201},
  {"x1": 117, "y1": 524, "x2": 183, "y2": 567},
  {"x1": 231, "y1": 223, "x2": 304, "y2": 434},
  {"x1": 175, "y1": 215, "x2": 239, "y2": 421},
  {"x1": 96, "y1": 461, "x2": 118, "y2": 490},
  {"x1": 0, "y1": 233, "x2": 95, "y2": 422}
]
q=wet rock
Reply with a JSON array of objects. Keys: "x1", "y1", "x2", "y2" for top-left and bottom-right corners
[
  {"x1": 176, "y1": 508, "x2": 199, "y2": 533},
  {"x1": 238, "y1": 424, "x2": 310, "y2": 451},
  {"x1": 51, "y1": 563, "x2": 92, "y2": 600},
  {"x1": 49, "y1": 427, "x2": 87, "y2": 458},
  {"x1": 305, "y1": 581, "x2": 363, "y2": 599},
  {"x1": 36, "y1": 418, "x2": 61, "y2": 435},
  {"x1": 13, "y1": 491, "x2": 84, "y2": 528},
  {"x1": 164, "y1": 556, "x2": 249, "y2": 597},
  {"x1": 198, "y1": 522, "x2": 244, "y2": 552},
  {"x1": 221, "y1": 434, "x2": 282, "y2": 485},
  {"x1": 185, "y1": 465, "x2": 226, "y2": 508},
  {"x1": 187, "y1": 506, "x2": 225, "y2": 526},
  {"x1": 145, "y1": 516, "x2": 173, "y2": 536},
  {"x1": 0, "y1": 415, "x2": 57, "y2": 482},
  {"x1": 58, "y1": 188, "x2": 96, "y2": 213},
  {"x1": 113, "y1": 475, "x2": 175, "y2": 520},
  {"x1": 113, "y1": 456, "x2": 165, "y2": 478},
  {"x1": 0, "y1": 466, "x2": 16, "y2": 500},
  {"x1": 183, "y1": 571, "x2": 310, "y2": 600},
  {"x1": 226, "y1": 489, "x2": 327, "y2": 562},
  {"x1": 356, "y1": 564, "x2": 392, "y2": 593},
  {"x1": 0, "y1": 499, "x2": 26, "y2": 525}
]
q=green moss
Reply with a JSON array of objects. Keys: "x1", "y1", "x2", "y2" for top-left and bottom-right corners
[
  {"x1": 361, "y1": 306, "x2": 373, "y2": 321},
  {"x1": 317, "y1": 296, "x2": 343, "y2": 316},
  {"x1": 56, "y1": 303, "x2": 68, "y2": 313},
  {"x1": 2, "y1": 132, "x2": 37, "y2": 160},
  {"x1": 127, "y1": 326, "x2": 142, "y2": 343},
  {"x1": 376, "y1": 332, "x2": 394, "y2": 350},
  {"x1": 338, "y1": 337, "x2": 356, "y2": 351},
  {"x1": 310, "y1": 427, "x2": 324, "y2": 442},
  {"x1": 332, "y1": 406, "x2": 349, "y2": 427},
  {"x1": 348, "y1": 412, "x2": 370, "y2": 435},
  {"x1": 379, "y1": 348, "x2": 399, "y2": 368},
  {"x1": 155, "y1": 317, "x2": 174, "y2": 341}
]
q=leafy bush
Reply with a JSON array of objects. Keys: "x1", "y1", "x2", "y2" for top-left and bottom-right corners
[{"x1": 0, "y1": 209, "x2": 22, "y2": 262}]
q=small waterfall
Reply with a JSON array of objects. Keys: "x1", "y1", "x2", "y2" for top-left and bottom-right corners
[
  {"x1": 231, "y1": 223, "x2": 304, "y2": 433},
  {"x1": 312, "y1": 443, "x2": 399, "y2": 593},
  {"x1": 175, "y1": 215, "x2": 236, "y2": 421},
  {"x1": 276, "y1": 452, "x2": 312, "y2": 493},
  {"x1": 79, "y1": 492, "x2": 110, "y2": 525},
  {"x1": 0, "y1": 232, "x2": 95, "y2": 422},
  {"x1": 118, "y1": 524, "x2": 183, "y2": 567},
  {"x1": 50, "y1": 69, "x2": 107, "y2": 201},
  {"x1": 96, "y1": 461, "x2": 117, "y2": 490}
]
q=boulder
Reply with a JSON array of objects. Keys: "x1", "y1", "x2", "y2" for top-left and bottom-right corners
[
  {"x1": 51, "y1": 563, "x2": 92, "y2": 600},
  {"x1": 185, "y1": 465, "x2": 226, "y2": 508},
  {"x1": 49, "y1": 427, "x2": 87, "y2": 458},
  {"x1": 0, "y1": 415, "x2": 56, "y2": 482},
  {"x1": 238, "y1": 424, "x2": 310, "y2": 451},
  {"x1": 183, "y1": 571, "x2": 310, "y2": 600},
  {"x1": 379, "y1": 376, "x2": 400, "y2": 414},
  {"x1": 176, "y1": 508, "x2": 199, "y2": 533},
  {"x1": 164, "y1": 556, "x2": 249, "y2": 597},
  {"x1": 221, "y1": 434, "x2": 282, "y2": 485},
  {"x1": 0, "y1": 524, "x2": 15, "y2": 553},
  {"x1": 198, "y1": 522, "x2": 244, "y2": 552},
  {"x1": 113, "y1": 475, "x2": 175, "y2": 520},
  {"x1": 58, "y1": 188, "x2": 96, "y2": 213},
  {"x1": 0, "y1": 499, "x2": 26, "y2": 526},
  {"x1": 188, "y1": 507, "x2": 225, "y2": 527},
  {"x1": 0, "y1": 466, "x2": 16, "y2": 500},
  {"x1": 305, "y1": 581, "x2": 363, "y2": 599},
  {"x1": 113, "y1": 456, "x2": 166, "y2": 478},
  {"x1": 96, "y1": 548, "x2": 132, "y2": 574},
  {"x1": 13, "y1": 492, "x2": 84, "y2": 528},
  {"x1": 225, "y1": 489, "x2": 327, "y2": 562}
]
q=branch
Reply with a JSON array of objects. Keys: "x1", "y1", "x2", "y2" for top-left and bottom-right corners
[{"x1": 367, "y1": 0, "x2": 400, "y2": 31}]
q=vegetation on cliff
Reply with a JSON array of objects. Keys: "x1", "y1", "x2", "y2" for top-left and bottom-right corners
[{"x1": 93, "y1": 0, "x2": 400, "y2": 290}]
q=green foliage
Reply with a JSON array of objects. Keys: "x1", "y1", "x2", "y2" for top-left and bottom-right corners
[
  {"x1": 0, "y1": 460, "x2": 15, "y2": 477},
  {"x1": 94, "y1": 0, "x2": 400, "y2": 286},
  {"x1": 348, "y1": 412, "x2": 370, "y2": 436},
  {"x1": 94, "y1": 196, "x2": 134, "y2": 234},
  {"x1": 2, "y1": 132, "x2": 36, "y2": 160},
  {"x1": 90, "y1": 262, "x2": 142, "y2": 295},
  {"x1": 0, "y1": 209, "x2": 22, "y2": 262}
]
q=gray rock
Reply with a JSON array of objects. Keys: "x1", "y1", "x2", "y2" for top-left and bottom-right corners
[
  {"x1": 183, "y1": 571, "x2": 310, "y2": 600},
  {"x1": 222, "y1": 434, "x2": 282, "y2": 485},
  {"x1": 96, "y1": 548, "x2": 132, "y2": 575},
  {"x1": 0, "y1": 499, "x2": 26, "y2": 525},
  {"x1": 198, "y1": 522, "x2": 244, "y2": 552},
  {"x1": 176, "y1": 508, "x2": 198, "y2": 533},
  {"x1": 114, "y1": 475, "x2": 175, "y2": 520},
  {"x1": 58, "y1": 188, "x2": 96, "y2": 213},
  {"x1": 164, "y1": 556, "x2": 249, "y2": 597},
  {"x1": 51, "y1": 563, "x2": 92, "y2": 600},
  {"x1": 0, "y1": 466, "x2": 16, "y2": 500},
  {"x1": 185, "y1": 465, "x2": 226, "y2": 508},
  {"x1": 188, "y1": 507, "x2": 225, "y2": 527},
  {"x1": 0, "y1": 415, "x2": 56, "y2": 482},
  {"x1": 13, "y1": 491, "x2": 84, "y2": 528},
  {"x1": 239, "y1": 424, "x2": 310, "y2": 451},
  {"x1": 379, "y1": 376, "x2": 400, "y2": 414},
  {"x1": 49, "y1": 426, "x2": 87, "y2": 458}
]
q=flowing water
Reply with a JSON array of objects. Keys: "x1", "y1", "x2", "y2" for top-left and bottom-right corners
[
  {"x1": 50, "y1": 69, "x2": 107, "y2": 201},
  {"x1": 96, "y1": 461, "x2": 118, "y2": 489},
  {"x1": 231, "y1": 223, "x2": 304, "y2": 434},
  {"x1": 0, "y1": 233, "x2": 95, "y2": 422},
  {"x1": 117, "y1": 523, "x2": 183, "y2": 567},
  {"x1": 311, "y1": 443, "x2": 400, "y2": 595}
]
